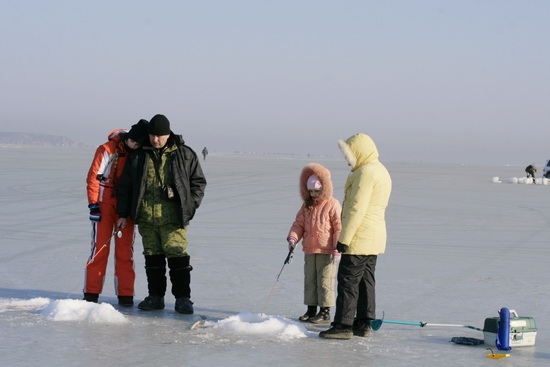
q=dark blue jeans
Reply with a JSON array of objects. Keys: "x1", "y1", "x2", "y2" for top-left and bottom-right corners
[{"x1": 333, "y1": 255, "x2": 377, "y2": 326}]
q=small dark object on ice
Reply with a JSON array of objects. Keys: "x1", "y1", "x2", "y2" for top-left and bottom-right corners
[{"x1": 451, "y1": 337, "x2": 484, "y2": 345}]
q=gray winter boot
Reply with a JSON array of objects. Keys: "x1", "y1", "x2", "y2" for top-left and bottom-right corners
[{"x1": 309, "y1": 307, "x2": 331, "y2": 324}]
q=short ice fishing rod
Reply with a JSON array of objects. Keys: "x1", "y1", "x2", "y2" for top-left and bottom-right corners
[
  {"x1": 85, "y1": 227, "x2": 123, "y2": 268},
  {"x1": 262, "y1": 247, "x2": 295, "y2": 313},
  {"x1": 68, "y1": 227, "x2": 123, "y2": 299},
  {"x1": 276, "y1": 247, "x2": 294, "y2": 281}
]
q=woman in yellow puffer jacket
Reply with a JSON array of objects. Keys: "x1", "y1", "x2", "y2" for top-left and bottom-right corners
[{"x1": 320, "y1": 133, "x2": 392, "y2": 340}]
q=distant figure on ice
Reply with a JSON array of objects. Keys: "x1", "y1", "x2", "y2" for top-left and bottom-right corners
[
  {"x1": 525, "y1": 164, "x2": 537, "y2": 184},
  {"x1": 202, "y1": 147, "x2": 208, "y2": 161},
  {"x1": 286, "y1": 163, "x2": 342, "y2": 325},
  {"x1": 84, "y1": 119, "x2": 149, "y2": 306},
  {"x1": 320, "y1": 133, "x2": 392, "y2": 340}
]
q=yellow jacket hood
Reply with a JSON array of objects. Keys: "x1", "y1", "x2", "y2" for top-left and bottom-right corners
[
  {"x1": 338, "y1": 133, "x2": 379, "y2": 171},
  {"x1": 337, "y1": 133, "x2": 392, "y2": 255}
]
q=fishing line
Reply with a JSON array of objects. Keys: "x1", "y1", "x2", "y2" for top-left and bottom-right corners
[
  {"x1": 66, "y1": 227, "x2": 122, "y2": 299},
  {"x1": 261, "y1": 248, "x2": 294, "y2": 313}
]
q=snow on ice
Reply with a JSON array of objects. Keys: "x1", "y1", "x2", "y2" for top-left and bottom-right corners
[
  {"x1": 1, "y1": 297, "x2": 307, "y2": 339},
  {"x1": 1, "y1": 147, "x2": 550, "y2": 367}
]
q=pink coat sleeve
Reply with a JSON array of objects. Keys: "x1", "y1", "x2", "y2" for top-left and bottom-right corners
[{"x1": 287, "y1": 204, "x2": 306, "y2": 243}]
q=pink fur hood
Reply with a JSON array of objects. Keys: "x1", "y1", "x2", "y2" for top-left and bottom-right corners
[
  {"x1": 299, "y1": 163, "x2": 333, "y2": 201},
  {"x1": 287, "y1": 163, "x2": 342, "y2": 254}
]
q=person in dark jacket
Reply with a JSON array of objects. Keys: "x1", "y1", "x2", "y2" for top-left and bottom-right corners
[
  {"x1": 116, "y1": 114, "x2": 206, "y2": 314},
  {"x1": 525, "y1": 164, "x2": 536, "y2": 184}
]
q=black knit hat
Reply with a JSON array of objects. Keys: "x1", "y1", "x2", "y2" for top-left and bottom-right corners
[
  {"x1": 126, "y1": 119, "x2": 149, "y2": 144},
  {"x1": 149, "y1": 114, "x2": 171, "y2": 136}
]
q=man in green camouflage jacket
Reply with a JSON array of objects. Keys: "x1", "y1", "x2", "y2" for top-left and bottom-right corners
[{"x1": 117, "y1": 114, "x2": 206, "y2": 314}]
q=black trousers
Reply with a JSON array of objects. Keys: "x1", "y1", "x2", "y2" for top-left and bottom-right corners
[{"x1": 333, "y1": 255, "x2": 377, "y2": 326}]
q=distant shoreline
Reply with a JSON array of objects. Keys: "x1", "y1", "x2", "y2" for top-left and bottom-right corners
[
  {"x1": 0, "y1": 144, "x2": 90, "y2": 149},
  {"x1": 0, "y1": 132, "x2": 84, "y2": 147},
  {"x1": 0, "y1": 144, "x2": 528, "y2": 167}
]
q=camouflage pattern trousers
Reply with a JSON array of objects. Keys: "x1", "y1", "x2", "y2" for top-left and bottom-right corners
[{"x1": 138, "y1": 222, "x2": 188, "y2": 258}]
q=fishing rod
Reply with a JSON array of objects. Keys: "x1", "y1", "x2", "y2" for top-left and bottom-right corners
[
  {"x1": 67, "y1": 227, "x2": 123, "y2": 299},
  {"x1": 276, "y1": 247, "x2": 294, "y2": 281},
  {"x1": 85, "y1": 227, "x2": 122, "y2": 268},
  {"x1": 370, "y1": 312, "x2": 482, "y2": 332},
  {"x1": 261, "y1": 247, "x2": 295, "y2": 313}
]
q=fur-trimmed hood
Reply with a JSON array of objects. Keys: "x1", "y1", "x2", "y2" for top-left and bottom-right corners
[
  {"x1": 338, "y1": 133, "x2": 379, "y2": 172},
  {"x1": 337, "y1": 133, "x2": 391, "y2": 256},
  {"x1": 299, "y1": 163, "x2": 333, "y2": 201}
]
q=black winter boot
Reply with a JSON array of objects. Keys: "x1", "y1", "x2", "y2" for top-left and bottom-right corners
[
  {"x1": 117, "y1": 296, "x2": 134, "y2": 307},
  {"x1": 309, "y1": 307, "x2": 331, "y2": 324},
  {"x1": 319, "y1": 323, "x2": 353, "y2": 340},
  {"x1": 299, "y1": 306, "x2": 317, "y2": 322},
  {"x1": 175, "y1": 297, "x2": 194, "y2": 314},
  {"x1": 83, "y1": 293, "x2": 99, "y2": 303},
  {"x1": 168, "y1": 256, "x2": 193, "y2": 314},
  {"x1": 353, "y1": 318, "x2": 372, "y2": 337},
  {"x1": 138, "y1": 255, "x2": 167, "y2": 311},
  {"x1": 138, "y1": 295, "x2": 164, "y2": 310}
]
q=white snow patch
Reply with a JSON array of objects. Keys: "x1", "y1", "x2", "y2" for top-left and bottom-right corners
[
  {"x1": 0, "y1": 297, "x2": 129, "y2": 324},
  {"x1": 39, "y1": 299, "x2": 129, "y2": 324},
  {"x1": 204, "y1": 312, "x2": 308, "y2": 340},
  {"x1": 498, "y1": 176, "x2": 549, "y2": 185}
]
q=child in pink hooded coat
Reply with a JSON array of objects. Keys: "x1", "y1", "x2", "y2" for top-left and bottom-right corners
[{"x1": 287, "y1": 163, "x2": 342, "y2": 323}]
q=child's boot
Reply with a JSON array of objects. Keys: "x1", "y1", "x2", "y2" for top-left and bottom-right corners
[
  {"x1": 309, "y1": 307, "x2": 330, "y2": 324},
  {"x1": 299, "y1": 305, "x2": 317, "y2": 322}
]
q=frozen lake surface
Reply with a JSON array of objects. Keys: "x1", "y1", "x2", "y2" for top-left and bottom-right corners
[{"x1": 1, "y1": 146, "x2": 549, "y2": 366}]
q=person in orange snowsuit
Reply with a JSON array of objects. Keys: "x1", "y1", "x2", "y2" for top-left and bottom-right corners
[{"x1": 84, "y1": 120, "x2": 149, "y2": 306}]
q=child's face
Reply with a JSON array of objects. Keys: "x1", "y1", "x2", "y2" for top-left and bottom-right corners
[
  {"x1": 125, "y1": 138, "x2": 141, "y2": 150},
  {"x1": 309, "y1": 189, "x2": 321, "y2": 198}
]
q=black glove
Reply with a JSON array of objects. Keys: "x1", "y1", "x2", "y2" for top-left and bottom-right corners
[
  {"x1": 88, "y1": 203, "x2": 101, "y2": 222},
  {"x1": 336, "y1": 241, "x2": 348, "y2": 253}
]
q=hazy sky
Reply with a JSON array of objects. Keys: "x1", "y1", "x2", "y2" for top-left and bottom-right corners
[{"x1": 1, "y1": 1, "x2": 548, "y2": 164}]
